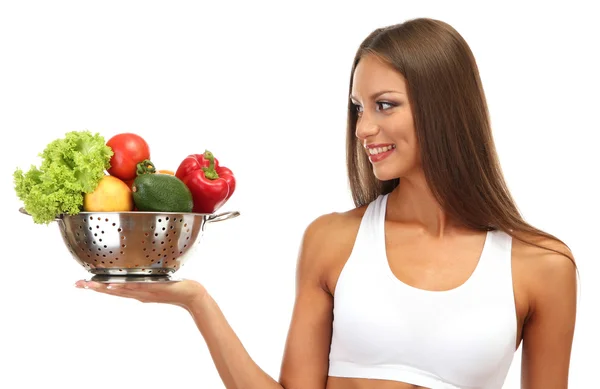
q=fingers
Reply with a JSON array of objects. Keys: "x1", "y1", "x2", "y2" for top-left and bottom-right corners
[
  {"x1": 75, "y1": 280, "x2": 139, "y2": 290},
  {"x1": 74, "y1": 280, "x2": 104, "y2": 290},
  {"x1": 74, "y1": 280, "x2": 145, "y2": 299}
]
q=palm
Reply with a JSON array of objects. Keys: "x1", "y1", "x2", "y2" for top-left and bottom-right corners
[{"x1": 75, "y1": 278, "x2": 206, "y2": 310}]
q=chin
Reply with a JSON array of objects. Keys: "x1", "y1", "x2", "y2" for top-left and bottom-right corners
[{"x1": 372, "y1": 166, "x2": 402, "y2": 182}]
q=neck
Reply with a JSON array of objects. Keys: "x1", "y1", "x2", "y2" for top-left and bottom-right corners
[{"x1": 387, "y1": 171, "x2": 462, "y2": 237}]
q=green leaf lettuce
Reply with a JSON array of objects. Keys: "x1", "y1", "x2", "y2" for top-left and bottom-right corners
[{"x1": 14, "y1": 130, "x2": 113, "y2": 224}]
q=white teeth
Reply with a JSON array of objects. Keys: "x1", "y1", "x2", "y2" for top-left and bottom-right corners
[{"x1": 369, "y1": 145, "x2": 395, "y2": 155}]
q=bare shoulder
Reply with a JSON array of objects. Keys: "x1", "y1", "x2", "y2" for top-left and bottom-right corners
[
  {"x1": 302, "y1": 206, "x2": 366, "y2": 248},
  {"x1": 298, "y1": 206, "x2": 367, "y2": 294},
  {"x1": 512, "y1": 232, "x2": 576, "y2": 278},
  {"x1": 511, "y1": 232, "x2": 578, "y2": 311}
]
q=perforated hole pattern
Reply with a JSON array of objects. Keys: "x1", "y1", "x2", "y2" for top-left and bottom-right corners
[{"x1": 59, "y1": 213, "x2": 204, "y2": 275}]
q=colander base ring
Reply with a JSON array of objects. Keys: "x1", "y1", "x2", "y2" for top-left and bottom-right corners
[{"x1": 88, "y1": 274, "x2": 181, "y2": 283}]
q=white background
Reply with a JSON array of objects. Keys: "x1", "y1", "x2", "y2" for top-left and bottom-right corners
[{"x1": 1, "y1": 1, "x2": 598, "y2": 388}]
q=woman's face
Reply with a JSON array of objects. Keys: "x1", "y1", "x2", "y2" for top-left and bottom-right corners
[{"x1": 351, "y1": 54, "x2": 420, "y2": 181}]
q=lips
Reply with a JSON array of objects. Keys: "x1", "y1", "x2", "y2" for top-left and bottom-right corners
[{"x1": 365, "y1": 143, "x2": 396, "y2": 163}]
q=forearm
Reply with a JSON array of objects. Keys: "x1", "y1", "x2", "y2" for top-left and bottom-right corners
[{"x1": 187, "y1": 292, "x2": 284, "y2": 389}]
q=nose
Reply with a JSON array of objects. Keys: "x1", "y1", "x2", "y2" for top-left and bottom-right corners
[{"x1": 355, "y1": 113, "x2": 380, "y2": 141}]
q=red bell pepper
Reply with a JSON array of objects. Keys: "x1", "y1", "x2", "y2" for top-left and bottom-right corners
[{"x1": 175, "y1": 150, "x2": 236, "y2": 214}]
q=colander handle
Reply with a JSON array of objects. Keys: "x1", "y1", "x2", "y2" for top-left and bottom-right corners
[{"x1": 206, "y1": 211, "x2": 240, "y2": 223}]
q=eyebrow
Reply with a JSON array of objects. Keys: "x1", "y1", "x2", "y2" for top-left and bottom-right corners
[{"x1": 349, "y1": 90, "x2": 405, "y2": 102}]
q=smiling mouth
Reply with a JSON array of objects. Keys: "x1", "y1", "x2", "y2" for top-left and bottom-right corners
[{"x1": 368, "y1": 144, "x2": 396, "y2": 155}]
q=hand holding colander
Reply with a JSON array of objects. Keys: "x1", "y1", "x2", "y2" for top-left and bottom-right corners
[
  {"x1": 74, "y1": 278, "x2": 207, "y2": 310},
  {"x1": 19, "y1": 208, "x2": 240, "y2": 283}
]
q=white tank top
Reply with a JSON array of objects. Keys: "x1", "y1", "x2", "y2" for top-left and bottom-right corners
[{"x1": 328, "y1": 194, "x2": 517, "y2": 389}]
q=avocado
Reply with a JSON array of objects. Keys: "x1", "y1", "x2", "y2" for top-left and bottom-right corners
[{"x1": 132, "y1": 174, "x2": 194, "y2": 212}]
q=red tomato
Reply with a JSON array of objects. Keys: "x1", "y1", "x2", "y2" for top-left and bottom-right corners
[{"x1": 106, "y1": 133, "x2": 151, "y2": 181}]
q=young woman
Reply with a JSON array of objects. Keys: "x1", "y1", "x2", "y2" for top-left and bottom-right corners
[{"x1": 76, "y1": 18, "x2": 577, "y2": 389}]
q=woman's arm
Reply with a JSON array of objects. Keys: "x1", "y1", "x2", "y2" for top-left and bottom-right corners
[
  {"x1": 187, "y1": 214, "x2": 336, "y2": 389},
  {"x1": 520, "y1": 243, "x2": 578, "y2": 389},
  {"x1": 186, "y1": 291, "x2": 285, "y2": 389},
  {"x1": 278, "y1": 214, "x2": 337, "y2": 388}
]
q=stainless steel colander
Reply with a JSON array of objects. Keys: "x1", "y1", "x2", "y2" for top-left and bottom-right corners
[{"x1": 19, "y1": 208, "x2": 239, "y2": 283}]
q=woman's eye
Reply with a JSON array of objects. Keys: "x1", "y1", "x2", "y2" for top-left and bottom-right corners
[
  {"x1": 351, "y1": 101, "x2": 394, "y2": 115},
  {"x1": 376, "y1": 101, "x2": 395, "y2": 111}
]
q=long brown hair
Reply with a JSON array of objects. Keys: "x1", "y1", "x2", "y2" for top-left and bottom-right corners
[{"x1": 346, "y1": 18, "x2": 574, "y2": 263}]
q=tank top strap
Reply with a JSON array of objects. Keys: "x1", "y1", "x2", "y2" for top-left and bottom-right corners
[
  {"x1": 371, "y1": 193, "x2": 389, "y2": 227},
  {"x1": 341, "y1": 194, "x2": 389, "y2": 270},
  {"x1": 358, "y1": 194, "x2": 389, "y2": 239},
  {"x1": 473, "y1": 229, "x2": 513, "y2": 287}
]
